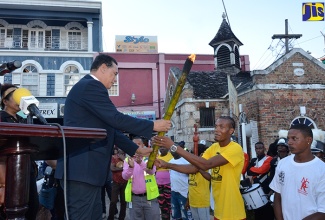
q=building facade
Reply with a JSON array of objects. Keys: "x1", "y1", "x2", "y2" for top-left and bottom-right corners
[
  {"x1": 0, "y1": 0, "x2": 102, "y2": 123},
  {"x1": 243, "y1": 48, "x2": 325, "y2": 146}
]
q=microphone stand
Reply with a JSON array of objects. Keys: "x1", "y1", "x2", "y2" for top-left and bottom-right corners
[{"x1": 26, "y1": 113, "x2": 34, "y2": 124}]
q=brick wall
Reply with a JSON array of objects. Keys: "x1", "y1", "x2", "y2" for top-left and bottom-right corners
[
  {"x1": 239, "y1": 52, "x2": 325, "y2": 147},
  {"x1": 254, "y1": 53, "x2": 324, "y2": 84}
]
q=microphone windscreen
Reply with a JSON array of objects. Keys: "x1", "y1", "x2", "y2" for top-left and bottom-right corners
[
  {"x1": 11, "y1": 61, "x2": 22, "y2": 69},
  {"x1": 13, "y1": 88, "x2": 32, "y2": 105}
]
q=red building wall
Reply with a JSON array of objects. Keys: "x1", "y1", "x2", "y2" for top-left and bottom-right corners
[{"x1": 117, "y1": 68, "x2": 153, "y2": 107}]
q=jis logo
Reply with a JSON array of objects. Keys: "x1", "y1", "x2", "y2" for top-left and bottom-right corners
[{"x1": 302, "y1": 2, "x2": 324, "y2": 21}]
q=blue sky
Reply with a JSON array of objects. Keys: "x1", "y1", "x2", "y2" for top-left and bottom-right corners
[{"x1": 101, "y1": 0, "x2": 325, "y2": 70}]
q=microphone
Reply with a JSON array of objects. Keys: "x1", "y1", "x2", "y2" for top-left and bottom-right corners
[
  {"x1": 12, "y1": 88, "x2": 48, "y2": 125},
  {"x1": 0, "y1": 61, "x2": 22, "y2": 76}
]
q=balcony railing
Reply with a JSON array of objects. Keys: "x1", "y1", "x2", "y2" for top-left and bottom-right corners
[{"x1": 0, "y1": 35, "x2": 88, "y2": 51}]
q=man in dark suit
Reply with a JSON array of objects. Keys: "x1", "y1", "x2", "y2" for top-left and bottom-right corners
[{"x1": 55, "y1": 54, "x2": 171, "y2": 220}]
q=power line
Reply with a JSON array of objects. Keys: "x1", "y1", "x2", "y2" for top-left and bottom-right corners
[
  {"x1": 255, "y1": 39, "x2": 282, "y2": 69},
  {"x1": 272, "y1": 19, "x2": 302, "y2": 54},
  {"x1": 274, "y1": 44, "x2": 286, "y2": 61},
  {"x1": 221, "y1": 0, "x2": 231, "y2": 28},
  {"x1": 253, "y1": 39, "x2": 274, "y2": 69},
  {"x1": 288, "y1": 23, "x2": 301, "y2": 48},
  {"x1": 254, "y1": 21, "x2": 324, "y2": 70},
  {"x1": 256, "y1": 51, "x2": 274, "y2": 70},
  {"x1": 297, "y1": 35, "x2": 322, "y2": 44}
]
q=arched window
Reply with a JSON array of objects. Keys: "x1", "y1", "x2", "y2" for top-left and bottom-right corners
[
  {"x1": 64, "y1": 65, "x2": 80, "y2": 95},
  {"x1": 21, "y1": 64, "x2": 39, "y2": 95},
  {"x1": 291, "y1": 116, "x2": 317, "y2": 129},
  {"x1": 29, "y1": 28, "x2": 45, "y2": 49},
  {"x1": 65, "y1": 22, "x2": 84, "y2": 50},
  {"x1": 67, "y1": 27, "x2": 81, "y2": 50},
  {"x1": 0, "y1": 19, "x2": 9, "y2": 28},
  {"x1": 0, "y1": 19, "x2": 12, "y2": 48},
  {"x1": 216, "y1": 45, "x2": 231, "y2": 67},
  {"x1": 26, "y1": 20, "x2": 49, "y2": 49}
]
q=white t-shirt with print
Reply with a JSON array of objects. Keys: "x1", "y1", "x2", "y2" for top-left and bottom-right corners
[
  {"x1": 270, "y1": 154, "x2": 325, "y2": 220},
  {"x1": 169, "y1": 157, "x2": 189, "y2": 198}
]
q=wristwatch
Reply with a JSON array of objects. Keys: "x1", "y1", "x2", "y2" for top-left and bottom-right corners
[{"x1": 170, "y1": 144, "x2": 178, "y2": 153}]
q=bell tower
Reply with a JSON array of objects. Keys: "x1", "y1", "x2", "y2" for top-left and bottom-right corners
[{"x1": 209, "y1": 13, "x2": 243, "y2": 74}]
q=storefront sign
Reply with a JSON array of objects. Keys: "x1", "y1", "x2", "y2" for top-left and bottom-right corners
[
  {"x1": 115, "y1": 35, "x2": 158, "y2": 53},
  {"x1": 38, "y1": 103, "x2": 58, "y2": 118},
  {"x1": 122, "y1": 111, "x2": 156, "y2": 121}
]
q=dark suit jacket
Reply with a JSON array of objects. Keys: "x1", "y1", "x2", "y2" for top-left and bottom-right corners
[{"x1": 55, "y1": 74, "x2": 154, "y2": 186}]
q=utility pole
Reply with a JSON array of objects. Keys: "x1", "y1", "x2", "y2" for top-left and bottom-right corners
[{"x1": 272, "y1": 19, "x2": 302, "y2": 53}]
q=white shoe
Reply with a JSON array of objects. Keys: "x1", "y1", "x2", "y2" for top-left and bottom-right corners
[{"x1": 102, "y1": 213, "x2": 106, "y2": 219}]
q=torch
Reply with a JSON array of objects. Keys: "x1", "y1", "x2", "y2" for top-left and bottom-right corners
[{"x1": 147, "y1": 54, "x2": 196, "y2": 169}]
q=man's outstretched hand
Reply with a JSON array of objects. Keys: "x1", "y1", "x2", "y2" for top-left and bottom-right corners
[
  {"x1": 151, "y1": 136, "x2": 174, "y2": 149},
  {"x1": 154, "y1": 158, "x2": 169, "y2": 169},
  {"x1": 135, "y1": 147, "x2": 153, "y2": 157},
  {"x1": 153, "y1": 119, "x2": 172, "y2": 132}
]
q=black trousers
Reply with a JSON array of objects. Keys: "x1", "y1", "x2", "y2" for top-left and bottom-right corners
[
  {"x1": 101, "y1": 180, "x2": 112, "y2": 213},
  {"x1": 60, "y1": 180, "x2": 102, "y2": 220},
  {"x1": 50, "y1": 181, "x2": 65, "y2": 220},
  {"x1": 254, "y1": 202, "x2": 274, "y2": 220},
  {"x1": 108, "y1": 181, "x2": 127, "y2": 220}
]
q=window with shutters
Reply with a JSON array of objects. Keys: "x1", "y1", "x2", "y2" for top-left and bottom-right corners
[
  {"x1": 68, "y1": 28, "x2": 81, "y2": 50},
  {"x1": 108, "y1": 74, "x2": 119, "y2": 96},
  {"x1": 217, "y1": 45, "x2": 231, "y2": 67}
]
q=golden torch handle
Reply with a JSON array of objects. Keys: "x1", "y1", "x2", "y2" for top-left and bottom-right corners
[{"x1": 147, "y1": 54, "x2": 196, "y2": 169}]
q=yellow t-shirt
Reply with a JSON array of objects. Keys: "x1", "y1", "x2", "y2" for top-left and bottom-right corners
[
  {"x1": 189, "y1": 171, "x2": 210, "y2": 208},
  {"x1": 202, "y1": 142, "x2": 246, "y2": 220},
  {"x1": 157, "y1": 152, "x2": 173, "y2": 171}
]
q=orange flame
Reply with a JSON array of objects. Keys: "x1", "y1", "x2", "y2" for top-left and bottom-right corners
[{"x1": 189, "y1": 54, "x2": 196, "y2": 62}]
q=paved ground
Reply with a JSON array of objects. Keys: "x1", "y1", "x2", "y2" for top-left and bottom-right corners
[
  {"x1": 104, "y1": 195, "x2": 214, "y2": 220},
  {"x1": 103, "y1": 195, "x2": 128, "y2": 219}
]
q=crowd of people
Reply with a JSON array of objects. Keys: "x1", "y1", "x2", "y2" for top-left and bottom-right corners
[{"x1": 0, "y1": 54, "x2": 325, "y2": 220}]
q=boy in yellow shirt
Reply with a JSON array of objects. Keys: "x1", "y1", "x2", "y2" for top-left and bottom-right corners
[
  {"x1": 153, "y1": 116, "x2": 246, "y2": 220},
  {"x1": 187, "y1": 140, "x2": 211, "y2": 219}
]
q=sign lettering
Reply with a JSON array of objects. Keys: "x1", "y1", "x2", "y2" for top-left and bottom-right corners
[
  {"x1": 302, "y1": 2, "x2": 324, "y2": 21},
  {"x1": 124, "y1": 36, "x2": 150, "y2": 44},
  {"x1": 38, "y1": 103, "x2": 58, "y2": 118}
]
